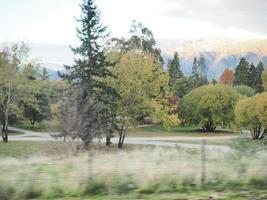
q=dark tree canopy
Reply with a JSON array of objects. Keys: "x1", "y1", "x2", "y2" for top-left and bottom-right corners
[
  {"x1": 255, "y1": 61, "x2": 265, "y2": 93},
  {"x1": 108, "y1": 20, "x2": 164, "y2": 68},
  {"x1": 60, "y1": 0, "x2": 118, "y2": 149},
  {"x1": 191, "y1": 56, "x2": 208, "y2": 87},
  {"x1": 234, "y1": 58, "x2": 265, "y2": 93},
  {"x1": 234, "y1": 57, "x2": 250, "y2": 86},
  {"x1": 168, "y1": 52, "x2": 183, "y2": 85},
  {"x1": 64, "y1": 0, "x2": 113, "y2": 95}
]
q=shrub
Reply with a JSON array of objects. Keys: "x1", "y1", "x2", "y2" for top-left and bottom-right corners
[
  {"x1": 235, "y1": 92, "x2": 267, "y2": 139},
  {"x1": 178, "y1": 84, "x2": 241, "y2": 131},
  {"x1": 234, "y1": 85, "x2": 255, "y2": 97}
]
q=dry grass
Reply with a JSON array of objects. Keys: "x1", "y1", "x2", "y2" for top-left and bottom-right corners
[{"x1": 0, "y1": 141, "x2": 267, "y2": 199}]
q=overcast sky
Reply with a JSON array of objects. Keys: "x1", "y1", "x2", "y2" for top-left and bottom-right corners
[{"x1": 0, "y1": 0, "x2": 267, "y2": 46}]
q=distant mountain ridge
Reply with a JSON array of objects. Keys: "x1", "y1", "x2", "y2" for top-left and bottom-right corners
[
  {"x1": 162, "y1": 38, "x2": 267, "y2": 79},
  {"x1": 16, "y1": 39, "x2": 267, "y2": 80}
]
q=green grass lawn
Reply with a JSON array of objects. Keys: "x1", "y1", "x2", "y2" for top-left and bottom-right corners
[
  {"x1": 7, "y1": 130, "x2": 24, "y2": 136},
  {"x1": 126, "y1": 125, "x2": 239, "y2": 137},
  {"x1": 0, "y1": 141, "x2": 146, "y2": 158},
  {"x1": 0, "y1": 141, "x2": 85, "y2": 158},
  {"x1": 12, "y1": 120, "x2": 61, "y2": 132}
]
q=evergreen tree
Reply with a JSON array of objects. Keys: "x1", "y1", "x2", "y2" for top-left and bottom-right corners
[
  {"x1": 198, "y1": 55, "x2": 208, "y2": 84},
  {"x1": 255, "y1": 61, "x2": 264, "y2": 93},
  {"x1": 65, "y1": 0, "x2": 113, "y2": 94},
  {"x1": 61, "y1": 0, "x2": 118, "y2": 149},
  {"x1": 41, "y1": 68, "x2": 49, "y2": 80},
  {"x1": 249, "y1": 63, "x2": 257, "y2": 88},
  {"x1": 191, "y1": 56, "x2": 208, "y2": 86},
  {"x1": 192, "y1": 57, "x2": 198, "y2": 79},
  {"x1": 168, "y1": 52, "x2": 183, "y2": 85},
  {"x1": 234, "y1": 57, "x2": 250, "y2": 86}
]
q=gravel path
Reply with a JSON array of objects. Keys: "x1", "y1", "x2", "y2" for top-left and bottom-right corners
[{"x1": 8, "y1": 127, "x2": 238, "y2": 152}]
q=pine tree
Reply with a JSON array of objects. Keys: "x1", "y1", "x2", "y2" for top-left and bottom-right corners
[
  {"x1": 198, "y1": 55, "x2": 208, "y2": 84},
  {"x1": 255, "y1": 61, "x2": 264, "y2": 93},
  {"x1": 61, "y1": 0, "x2": 118, "y2": 149},
  {"x1": 66, "y1": 0, "x2": 113, "y2": 94},
  {"x1": 249, "y1": 63, "x2": 257, "y2": 88},
  {"x1": 234, "y1": 57, "x2": 250, "y2": 86},
  {"x1": 41, "y1": 68, "x2": 49, "y2": 80},
  {"x1": 168, "y1": 52, "x2": 183, "y2": 85},
  {"x1": 192, "y1": 57, "x2": 198, "y2": 79},
  {"x1": 191, "y1": 56, "x2": 208, "y2": 86}
]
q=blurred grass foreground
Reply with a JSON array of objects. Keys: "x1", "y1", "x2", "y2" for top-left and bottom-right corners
[{"x1": 1, "y1": 140, "x2": 267, "y2": 199}]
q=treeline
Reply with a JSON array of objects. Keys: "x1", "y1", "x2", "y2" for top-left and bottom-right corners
[
  {"x1": 168, "y1": 52, "x2": 265, "y2": 98},
  {"x1": 167, "y1": 50, "x2": 267, "y2": 139},
  {"x1": 0, "y1": 43, "x2": 66, "y2": 142}
]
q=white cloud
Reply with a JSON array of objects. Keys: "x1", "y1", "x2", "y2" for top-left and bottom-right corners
[{"x1": 1, "y1": 0, "x2": 266, "y2": 45}]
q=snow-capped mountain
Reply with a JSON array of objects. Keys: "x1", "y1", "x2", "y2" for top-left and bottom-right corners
[
  {"x1": 162, "y1": 38, "x2": 267, "y2": 79},
  {"x1": 24, "y1": 39, "x2": 267, "y2": 80}
]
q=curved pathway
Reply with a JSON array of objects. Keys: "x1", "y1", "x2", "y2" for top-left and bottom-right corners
[{"x1": 8, "y1": 127, "x2": 240, "y2": 152}]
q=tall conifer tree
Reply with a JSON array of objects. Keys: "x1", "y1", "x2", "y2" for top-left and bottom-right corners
[
  {"x1": 61, "y1": 0, "x2": 118, "y2": 148},
  {"x1": 255, "y1": 61, "x2": 264, "y2": 93},
  {"x1": 234, "y1": 57, "x2": 250, "y2": 86},
  {"x1": 168, "y1": 52, "x2": 183, "y2": 85},
  {"x1": 65, "y1": 0, "x2": 113, "y2": 95}
]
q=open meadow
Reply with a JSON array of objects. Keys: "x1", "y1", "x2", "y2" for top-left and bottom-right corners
[{"x1": 1, "y1": 131, "x2": 267, "y2": 199}]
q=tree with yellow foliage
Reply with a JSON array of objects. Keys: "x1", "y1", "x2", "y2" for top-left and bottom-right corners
[
  {"x1": 235, "y1": 93, "x2": 267, "y2": 140},
  {"x1": 108, "y1": 51, "x2": 180, "y2": 148},
  {"x1": 262, "y1": 69, "x2": 267, "y2": 91}
]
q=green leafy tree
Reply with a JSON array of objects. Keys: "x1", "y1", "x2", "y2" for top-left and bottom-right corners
[
  {"x1": 235, "y1": 93, "x2": 267, "y2": 140},
  {"x1": 234, "y1": 57, "x2": 250, "y2": 86},
  {"x1": 108, "y1": 20, "x2": 163, "y2": 68},
  {"x1": 256, "y1": 93, "x2": 267, "y2": 129},
  {"x1": 168, "y1": 52, "x2": 183, "y2": 85},
  {"x1": 172, "y1": 77, "x2": 195, "y2": 98},
  {"x1": 41, "y1": 68, "x2": 49, "y2": 80},
  {"x1": 263, "y1": 69, "x2": 267, "y2": 91},
  {"x1": 0, "y1": 43, "x2": 29, "y2": 142},
  {"x1": 108, "y1": 52, "x2": 179, "y2": 148},
  {"x1": 22, "y1": 83, "x2": 51, "y2": 128},
  {"x1": 178, "y1": 84, "x2": 240, "y2": 131},
  {"x1": 234, "y1": 85, "x2": 255, "y2": 97}
]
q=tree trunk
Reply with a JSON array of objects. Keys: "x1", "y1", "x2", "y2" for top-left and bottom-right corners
[
  {"x1": 202, "y1": 122, "x2": 216, "y2": 132},
  {"x1": 1, "y1": 125, "x2": 8, "y2": 143},
  {"x1": 118, "y1": 127, "x2": 127, "y2": 148},
  {"x1": 1, "y1": 83, "x2": 11, "y2": 143},
  {"x1": 2, "y1": 106, "x2": 9, "y2": 143},
  {"x1": 251, "y1": 124, "x2": 264, "y2": 140},
  {"x1": 106, "y1": 135, "x2": 111, "y2": 146},
  {"x1": 30, "y1": 119, "x2": 35, "y2": 128}
]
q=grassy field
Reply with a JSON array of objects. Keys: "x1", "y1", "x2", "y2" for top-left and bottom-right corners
[
  {"x1": 125, "y1": 125, "x2": 239, "y2": 137},
  {"x1": 12, "y1": 120, "x2": 61, "y2": 132},
  {"x1": 0, "y1": 139, "x2": 267, "y2": 199},
  {"x1": 7, "y1": 130, "x2": 24, "y2": 136},
  {"x1": 0, "y1": 141, "x2": 145, "y2": 158},
  {"x1": 0, "y1": 141, "x2": 74, "y2": 158}
]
